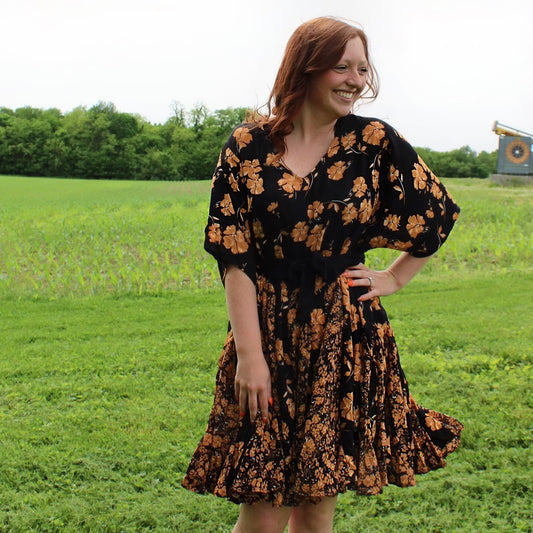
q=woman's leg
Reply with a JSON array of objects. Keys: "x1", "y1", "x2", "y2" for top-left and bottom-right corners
[
  {"x1": 288, "y1": 496, "x2": 337, "y2": 533},
  {"x1": 232, "y1": 502, "x2": 292, "y2": 533}
]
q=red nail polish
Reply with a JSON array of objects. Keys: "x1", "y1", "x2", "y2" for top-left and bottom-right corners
[
  {"x1": 239, "y1": 411, "x2": 245, "y2": 419},
  {"x1": 269, "y1": 397, "x2": 273, "y2": 407},
  {"x1": 262, "y1": 417, "x2": 268, "y2": 423}
]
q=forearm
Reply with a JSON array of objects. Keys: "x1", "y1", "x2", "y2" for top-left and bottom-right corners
[
  {"x1": 224, "y1": 265, "x2": 263, "y2": 360},
  {"x1": 225, "y1": 265, "x2": 270, "y2": 422},
  {"x1": 386, "y1": 252, "x2": 431, "y2": 288}
]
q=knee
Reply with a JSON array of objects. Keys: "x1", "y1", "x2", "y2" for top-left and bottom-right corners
[
  {"x1": 289, "y1": 514, "x2": 333, "y2": 533},
  {"x1": 289, "y1": 498, "x2": 336, "y2": 533},
  {"x1": 235, "y1": 503, "x2": 290, "y2": 533}
]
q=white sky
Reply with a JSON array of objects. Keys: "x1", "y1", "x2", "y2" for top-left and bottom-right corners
[{"x1": 3, "y1": 0, "x2": 533, "y2": 152}]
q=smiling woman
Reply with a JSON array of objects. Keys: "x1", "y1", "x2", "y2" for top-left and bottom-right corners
[
  {"x1": 181, "y1": 16, "x2": 463, "y2": 533},
  {"x1": 262, "y1": 17, "x2": 379, "y2": 160}
]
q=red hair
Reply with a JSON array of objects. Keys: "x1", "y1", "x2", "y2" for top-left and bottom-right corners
[{"x1": 251, "y1": 17, "x2": 379, "y2": 155}]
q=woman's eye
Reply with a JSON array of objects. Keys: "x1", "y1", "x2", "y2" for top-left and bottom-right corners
[{"x1": 334, "y1": 65, "x2": 347, "y2": 71}]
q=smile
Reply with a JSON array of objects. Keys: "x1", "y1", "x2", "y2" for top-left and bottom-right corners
[{"x1": 334, "y1": 90, "x2": 354, "y2": 99}]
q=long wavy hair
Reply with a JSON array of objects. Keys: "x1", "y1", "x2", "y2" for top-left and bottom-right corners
[{"x1": 251, "y1": 17, "x2": 379, "y2": 156}]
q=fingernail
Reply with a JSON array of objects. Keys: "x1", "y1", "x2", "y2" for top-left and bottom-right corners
[
  {"x1": 269, "y1": 397, "x2": 273, "y2": 407},
  {"x1": 262, "y1": 417, "x2": 268, "y2": 422},
  {"x1": 347, "y1": 280, "x2": 354, "y2": 287},
  {"x1": 239, "y1": 411, "x2": 245, "y2": 419}
]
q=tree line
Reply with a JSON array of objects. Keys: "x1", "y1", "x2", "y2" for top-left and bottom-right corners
[{"x1": 0, "y1": 102, "x2": 496, "y2": 180}]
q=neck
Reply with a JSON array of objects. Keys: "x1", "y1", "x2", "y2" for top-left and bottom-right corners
[{"x1": 291, "y1": 104, "x2": 338, "y2": 143}]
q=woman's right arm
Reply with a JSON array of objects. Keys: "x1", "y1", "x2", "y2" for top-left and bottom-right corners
[{"x1": 225, "y1": 265, "x2": 271, "y2": 423}]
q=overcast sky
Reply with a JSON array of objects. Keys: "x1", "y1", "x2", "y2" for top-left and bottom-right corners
[{"x1": 3, "y1": 0, "x2": 533, "y2": 152}]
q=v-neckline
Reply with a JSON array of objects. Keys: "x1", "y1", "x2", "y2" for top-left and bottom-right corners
[{"x1": 277, "y1": 128, "x2": 340, "y2": 179}]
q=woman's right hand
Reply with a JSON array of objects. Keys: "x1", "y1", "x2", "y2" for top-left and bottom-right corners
[
  {"x1": 224, "y1": 265, "x2": 271, "y2": 424},
  {"x1": 234, "y1": 352, "x2": 271, "y2": 423}
]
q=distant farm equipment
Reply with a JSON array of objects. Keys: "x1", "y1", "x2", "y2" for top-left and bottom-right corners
[{"x1": 491, "y1": 122, "x2": 533, "y2": 184}]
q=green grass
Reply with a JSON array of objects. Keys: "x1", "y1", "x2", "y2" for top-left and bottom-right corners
[
  {"x1": 0, "y1": 177, "x2": 214, "y2": 297},
  {"x1": 0, "y1": 175, "x2": 532, "y2": 532},
  {"x1": 1, "y1": 176, "x2": 532, "y2": 297}
]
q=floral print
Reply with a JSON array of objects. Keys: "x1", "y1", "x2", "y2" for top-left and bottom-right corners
[{"x1": 182, "y1": 114, "x2": 463, "y2": 507}]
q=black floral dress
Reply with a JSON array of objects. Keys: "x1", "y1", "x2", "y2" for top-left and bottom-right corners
[{"x1": 182, "y1": 114, "x2": 463, "y2": 507}]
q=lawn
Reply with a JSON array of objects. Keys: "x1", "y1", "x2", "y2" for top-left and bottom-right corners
[{"x1": 0, "y1": 175, "x2": 531, "y2": 532}]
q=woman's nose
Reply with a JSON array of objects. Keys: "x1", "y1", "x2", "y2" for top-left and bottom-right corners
[{"x1": 347, "y1": 68, "x2": 365, "y2": 89}]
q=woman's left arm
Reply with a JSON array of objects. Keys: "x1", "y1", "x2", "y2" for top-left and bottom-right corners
[{"x1": 342, "y1": 252, "x2": 431, "y2": 302}]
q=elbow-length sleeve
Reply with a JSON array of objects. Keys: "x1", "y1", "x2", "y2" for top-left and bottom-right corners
[
  {"x1": 366, "y1": 126, "x2": 460, "y2": 257},
  {"x1": 204, "y1": 127, "x2": 256, "y2": 284}
]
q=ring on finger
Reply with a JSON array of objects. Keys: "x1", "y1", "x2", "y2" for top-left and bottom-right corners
[{"x1": 367, "y1": 276, "x2": 373, "y2": 288}]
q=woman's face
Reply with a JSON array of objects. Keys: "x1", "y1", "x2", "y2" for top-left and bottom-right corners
[{"x1": 306, "y1": 37, "x2": 369, "y2": 122}]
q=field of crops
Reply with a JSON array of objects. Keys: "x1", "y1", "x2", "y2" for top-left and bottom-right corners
[
  {"x1": 1, "y1": 176, "x2": 532, "y2": 298},
  {"x1": 1, "y1": 175, "x2": 532, "y2": 532}
]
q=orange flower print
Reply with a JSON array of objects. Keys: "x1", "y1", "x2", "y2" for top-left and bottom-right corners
[
  {"x1": 305, "y1": 225, "x2": 325, "y2": 251},
  {"x1": 246, "y1": 175, "x2": 264, "y2": 195},
  {"x1": 267, "y1": 202, "x2": 279, "y2": 214},
  {"x1": 372, "y1": 169, "x2": 379, "y2": 191},
  {"x1": 393, "y1": 184, "x2": 405, "y2": 201},
  {"x1": 389, "y1": 164, "x2": 399, "y2": 183},
  {"x1": 291, "y1": 221, "x2": 309, "y2": 242},
  {"x1": 278, "y1": 172, "x2": 304, "y2": 197},
  {"x1": 352, "y1": 176, "x2": 367, "y2": 198},
  {"x1": 362, "y1": 121, "x2": 385, "y2": 145},
  {"x1": 394, "y1": 239, "x2": 413, "y2": 251},
  {"x1": 274, "y1": 244, "x2": 284, "y2": 259},
  {"x1": 341, "y1": 392, "x2": 355, "y2": 421},
  {"x1": 384, "y1": 214, "x2": 400, "y2": 231},
  {"x1": 307, "y1": 201, "x2": 324, "y2": 219},
  {"x1": 431, "y1": 181, "x2": 443, "y2": 199},
  {"x1": 369, "y1": 236, "x2": 389, "y2": 248},
  {"x1": 341, "y1": 238, "x2": 351, "y2": 254},
  {"x1": 418, "y1": 155, "x2": 432, "y2": 173},
  {"x1": 426, "y1": 209, "x2": 435, "y2": 219},
  {"x1": 327, "y1": 161, "x2": 347, "y2": 181},
  {"x1": 253, "y1": 220, "x2": 264, "y2": 239},
  {"x1": 233, "y1": 127, "x2": 252, "y2": 148},
  {"x1": 228, "y1": 172, "x2": 239, "y2": 192},
  {"x1": 341, "y1": 132, "x2": 356, "y2": 149},
  {"x1": 225, "y1": 147, "x2": 239, "y2": 168},
  {"x1": 310, "y1": 308, "x2": 326, "y2": 349},
  {"x1": 266, "y1": 152, "x2": 281, "y2": 166},
  {"x1": 222, "y1": 225, "x2": 249, "y2": 254},
  {"x1": 358, "y1": 198, "x2": 373, "y2": 223},
  {"x1": 327, "y1": 137, "x2": 340, "y2": 157},
  {"x1": 412, "y1": 163, "x2": 428, "y2": 190},
  {"x1": 425, "y1": 414, "x2": 443, "y2": 431},
  {"x1": 274, "y1": 338, "x2": 284, "y2": 362},
  {"x1": 267, "y1": 202, "x2": 278, "y2": 213},
  {"x1": 342, "y1": 204, "x2": 358, "y2": 225},
  {"x1": 219, "y1": 193, "x2": 235, "y2": 216},
  {"x1": 241, "y1": 158, "x2": 262, "y2": 180},
  {"x1": 207, "y1": 222, "x2": 222, "y2": 244},
  {"x1": 406, "y1": 214, "x2": 426, "y2": 238}
]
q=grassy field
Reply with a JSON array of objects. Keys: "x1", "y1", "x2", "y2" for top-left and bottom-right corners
[{"x1": 0, "y1": 175, "x2": 532, "y2": 532}]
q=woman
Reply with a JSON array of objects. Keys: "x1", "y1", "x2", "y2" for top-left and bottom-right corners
[{"x1": 182, "y1": 17, "x2": 463, "y2": 533}]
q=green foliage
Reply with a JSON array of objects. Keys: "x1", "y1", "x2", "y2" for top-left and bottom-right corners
[
  {"x1": 0, "y1": 103, "x2": 247, "y2": 181},
  {"x1": 0, "y1": 102, "x2": 496, "y2": 181},
  {"x1": 416, "y1": 145, "x2": 497, "y2": 178},
  {"x1": 0, "y1": 176, "x2": 531, "y2": 530}
]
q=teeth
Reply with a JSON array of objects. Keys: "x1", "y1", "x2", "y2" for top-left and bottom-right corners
[{"x1": 336, "y1": 91, "x2": 353, "y2": 99}]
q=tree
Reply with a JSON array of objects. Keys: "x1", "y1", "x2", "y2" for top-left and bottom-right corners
[{"x1": 0, "y1": 102, "x2": 496, "y2": 181}]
